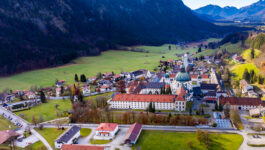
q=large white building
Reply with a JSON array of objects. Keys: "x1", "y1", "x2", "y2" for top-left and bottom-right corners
[
  {"x1": 109, "y1": 94, "x2": 186, "y2": 111},
  {"x1": 170, "y1": 65, "x2": 192, "y2": 94}
]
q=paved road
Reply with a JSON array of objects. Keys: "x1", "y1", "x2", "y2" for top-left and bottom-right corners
[{"x1": 0, "y1": 106, "x2": 53, "y2": 150}]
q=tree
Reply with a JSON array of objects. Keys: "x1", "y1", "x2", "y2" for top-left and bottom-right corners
[
  {"x1": 196, "y1": 129, "x2": 203, "y2": 144},
  {"x1": 78, "y1": 93, "x2": 84, "y2": 102},
  {"x1": 32, "y1": 115, "x2": 37, "y2": 125},
  {"x1": 60, "y1": 86, "x2": 64, "y2": 95},
  {"x1": 40, "y1": 91, "x2": 46, "y2": 103},
  {"x1": 75, "y1": 74, "x2": 79, "y2": 82},
  {"x1": 215, "y1": 103, "x2": 219, "y2": 111},
  {"x1": 258, "y1": 75, "x2": 264, "y2": 84},
  {"x1": 96, "y1": 72, "x2": 102, "y2": 79},
  {"x1": 187, "y1": 140, "x2": 193, "y2": 149},
  {"x1": 251, "y1": 47, "x2": 255, "y2": 59},
  {"x1": 218, "y1": 104, "x2": 223, "y2": 111},
  {"x1": 80, "y1": 74, "x2": 87, "y2": 82},
  {"x1": 116, "y1": 80, "x2": 126, "y2": 93},
  {"x1": 198, "y1": 47, "x2": 202, "y2": 53},
  {"x1": 243, "y1": 69, "x2": 250, "y2": 81}
]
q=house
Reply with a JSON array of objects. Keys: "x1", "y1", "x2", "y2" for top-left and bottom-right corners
[
  {"x1": 249, "y1": 107, "x2": 265, "y2": 117},
  {"x1": 0, "y1": 130, "x2": 20, "y2": 144},
  {"x1": 100, "y1": 85, "x2": 110, "y2": 93},
  {"x1": 87, "y1": 76, "x2": 97, "y2": 83},
  {"x1": 175, "y1": 86, "x2": 187, "y2": 111},
  {"x1": 109, "y1": 94, "x2": 185, "y2": 111},
  {"x1": 219, "y1": 97, "x2": 265, "y2": 110},
  {"x1": 82, "y1": 85, "x2": 91, "y2": 95},
  {"x1": 24, "y1": 91, "x2": 36, "y2": 99},
  {"x1": 95, "y1": 123, "x2": 119, "y2": 139},
  {"x1": 240, "y1": 79, "x2": 253, "y2": 94},
  {"x1": 201, "y1": 84, "x2": 217, "y2": 94},
  {"x1": 56, "y1": 88, "x2": 61, "y2": 97},
  {"x1": 103, "y1": 72, "x2": 113, "y2": 78},
  {"x1": 55, "y1": 126, "x2": 81, "y2": 149},
  {"x1": 62, "y1": 144, "x2": 109, "y2": 150},
  {"x1": 124, "y1": 123, "x2": 142, "y2": 145},
  {"x1": 140, "y1": 82, "x2": 166, "y2": 94},
  {"x1": 201, "y1": 74, "x2": 210, "y2": 83},
  {"x1": 56, "y1": 80, "x2": 65, "y2": 87},
  {"x1": 131, "y1": 70, "x2": 145, "y2": 79},
  {"x1": 0, "y1": 93, "x2": 14, "y2": 104},
  {"x1": 232, "y1": 54, "x2": 244, "y2": 63}
]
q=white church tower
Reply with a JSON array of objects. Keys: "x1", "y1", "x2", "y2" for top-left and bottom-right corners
[{"x1": 183, "y1": 53, "x2": 189, "y2": 70}]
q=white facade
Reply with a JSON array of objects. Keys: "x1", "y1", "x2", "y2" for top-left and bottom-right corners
[
  {"x1": 140, "y1": 88, "x2": 160, "y2": 94},
  {"x1": 170, "y1": 81, "x2": 192, "y2": 95},
  {"x1": 110, "y1": 101, "x2": 175, "y2": 110},
  {"x1": 175, "y1": 101, "x2": 186, "y2": 111},
  {"x1": 95, "y1": 126, "x2": 118, "y2": 138}
]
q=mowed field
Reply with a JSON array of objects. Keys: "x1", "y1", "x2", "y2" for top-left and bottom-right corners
[
  {"x1": 133, "y1": 130, "x2": 243, "y2": 150},
  {"x1": 0, "y1": 44, "x2": 197, "y2": 91}
]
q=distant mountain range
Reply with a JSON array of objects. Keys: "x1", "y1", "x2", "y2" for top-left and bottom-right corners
[
  {"x1": 195, "y1": 0, "x2": 265, "y2": 22},
  {"x1": 0, "y1": 0, "x2": 241, "y2": 76}
]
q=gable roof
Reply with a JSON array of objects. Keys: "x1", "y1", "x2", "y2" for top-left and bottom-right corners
[
  {"x1": 176, "y1": 86, "x2": 186, "y2": 96},
  {"x1": 56, "y1": 126, "x2": 80, "y2": 143},
  {"x1": 220, "y1": 97, "x2": 265, "y2": 106},
  {"x1": 145, "y1": 82, "x2": 165, "y2": 89},
  {"x1": 62, "y1": 144, "x2": 106, "y2": 150},
  {"x1": 124, "y1": 123, "x2": 142, "y2": 142},
  {"x1": 201, "y1": 84, "x2": 217, "y2": 90},
  {"x1": 0, "y1": 130, "x2": 20, "y2": 144},
  {"x1": 96, "y1": 123, "x2": 118, "y2": 131},
  {"x1": 112, "y1": 94, "x2": 176, "y2": 103}
]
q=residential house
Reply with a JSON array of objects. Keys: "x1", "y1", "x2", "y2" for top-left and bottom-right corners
[
  {"x1": 55, "y1": 126, "x2": 81, "y2": 149},
  {"x1": 240, "y1": 79, "x2": 254, "y2": 94},
  {"x1": 0, "y1": 130, "x2": 20, "y2": 145},
  {"x1": 100, "y1": 85, "x2": 110, "y2": 93},
  {"x1": 82, "y1": 85, "x2": 91, "y2": 95},
  {"x1": 95, "y1": 123, "x2": 119, "y2": 139},
  {"x1": 56, "y1": 88, "x2": 61, "y2": 97},
  {"x1": 204, "y1": 91, "x2": 217, "y2": 103},
  {"x1": 201, "y1": 84, "x2": 217, "y2": 94},
  {"x1": 124, "y1": 123, "x2": 142, "y2": 145}
]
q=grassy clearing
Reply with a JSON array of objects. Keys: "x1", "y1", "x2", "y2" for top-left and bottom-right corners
[
  {"x1": 36, "y1": 128, "x2": 65, "y2": 148},
  {"x1": 15, "y1": 100, "x2": 71, "y2": 123},
  {"x1": 230, "y1": 63, "x2": 259, "y2": 80},
  {"x1": 133, "y1": 131, "x2": 243, "y2": 150},
  {"x1": 80, "y1": 128, "x2": 92, "y2": 137},
  {"x1": 23, "y1": 141, "x2": 46, "y2": 150},
  {"x1": 241, "y1": 49, "x2": 261, "y2": 62},
  {"x1": 0, "y1": 116, "x2": 17, "y2": 131},
  {"x1": 90, "y1": 139, "x2": 111, "y2": 144}
]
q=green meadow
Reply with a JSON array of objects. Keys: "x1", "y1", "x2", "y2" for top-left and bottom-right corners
[
  {"x1": 0, "y1": 44, "x2": 197, "y2": 91},
  {"x1": 133, "y1": 130, "x2": 243, "y2": 150}
]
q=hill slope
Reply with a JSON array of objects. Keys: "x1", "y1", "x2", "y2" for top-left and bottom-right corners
[{"x1": 0, "y1": 0, "x2": 236, "y2": 76}]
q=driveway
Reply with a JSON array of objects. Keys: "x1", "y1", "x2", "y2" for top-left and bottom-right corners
[{"x1": 15, "y1": 135, "x2": 39, "y2": 148}]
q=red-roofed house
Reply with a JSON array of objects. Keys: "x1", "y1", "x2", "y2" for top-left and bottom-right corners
[
  {"x1": 0, "y1": 130, "x2": 20, "y2": 144},
  {"x1": 124, "y1": 123, "x2": 142, "y2": 145},
  {"x1": 62, "y1": 144, "x2": 109, "y2": 150},
  {"x1": 219, "y1": 97, "x2": 265, "y2": 110},
  {"x1": 201, "y1": 74, "x2": 210, "y2": 83},
  {"x1": 95, "y1": 123, "x2": 119, "y2": 138}
]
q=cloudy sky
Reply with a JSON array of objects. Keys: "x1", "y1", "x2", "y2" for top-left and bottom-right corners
[{"x1": 182, "y1": 0, "x2": 259, "y2": 9}]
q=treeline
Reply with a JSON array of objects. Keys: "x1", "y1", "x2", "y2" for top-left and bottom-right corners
[{"x1": 70, "y1": 101, "x2": 208, "y2": 126}]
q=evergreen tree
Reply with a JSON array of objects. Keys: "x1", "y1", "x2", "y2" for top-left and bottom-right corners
[
  {"x1": 251, "y1": 47, "x2": 255, "y2": 59},
  {"x1": 152, "y1": 103, "x2": 156, "y2": 113},
  {"x1": 78, "y1": 93, "x2": 83, "y2": 102},
  {"x1": 201, "y1": 108, "x2": 204, "y2": 115},
  {"x1": 60, "y1": 86, "x2": 64, "y2": 95},
  {"x1": 80, "y1": 74, "x2": 87, "y2": 82},
  {"x1": 75, "y1": 74, "x2": 79, "y2": 82},
  {"x1": 198, "y1": 47, "x2": 202, "y2": 53},
  {"x1": 169, "y1": 87, "x2": 172, "y2": 95},
  {"x1": 168, "y1": 112, "x2": 172, "y2": 118},
  {"x1": 160, "y1": 87, "x2": 163, "y2": 94},
  {"x1": 258, "y1": 75, "x2": 264, "y2": 84},
  {"x1": 40, "y1": 91, "x2": 46, "y2": 103},
  {"x1": 148, "y1": 102, "x2": 153, "y2": 112},
  {"x1": 219, "y1": 104, "x2": 223, "y2": 111},
  {"x1": 215, "y1": 103, "x2": 218, "y2": 111},
  {"x1": 243, "y1": 69, "x2": 250, "y2": 81}
]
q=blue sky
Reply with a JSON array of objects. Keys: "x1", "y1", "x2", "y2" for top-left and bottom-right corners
[{"x1": 182, "y1": 0, "x2": 259, "y2": 9}]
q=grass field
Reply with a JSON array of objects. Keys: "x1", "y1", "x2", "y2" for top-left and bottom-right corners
[
  {"x1": 231, "y1": 63, "x2": 259, "y2": 80},
  {"x1": 133, "y1": 131, "x2": 243, "y2": 150},
  {"x1": 90, "y1": 139, "x2": 111, "y2": 144},
  {"x1": 0, "y1": 116, "x2": 17, "y2": 131},
  {"x1": 15, "y1": 100, "x2": 72, "y2": 123},
  {"x1": 36, "y1": 128, "x2": 65, "y2": 148},
  {"x1": 80, "y1": 128, "x2": 92, "y2": 137},
  {"x1": 242, "y1": 49, "x2": 261, "y2": 62}
]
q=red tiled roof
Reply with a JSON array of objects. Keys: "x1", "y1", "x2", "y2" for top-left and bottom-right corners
[
  {"x1": 205, "y1": 97, "x2": 216, "y2": 101},
  {"x1": 62, "y1": 144, "x2": 106, "y2": 150},
  {"x1": 169, "y1": 74, "x2": 176, "y2": 78},
  {"x1": 190, "y1": 74, "x2": 198, "y2": 79},
  {"x1": 124, "y1": 123, "x2": 142, "y2": 142},
  {"x1": 96, "y1": 123, "x2": 118, "y2": 131},
  {"x1": 220, "y1": 97, "x2": 264, "y2": 106},
  {"x1": 176, "y1": 86, "x2": 186, "y2": 96},
  {"x1": 201, "y1": 74, "x2": 209, "y2": 79},
  {"x1": 176, "y1": 95, "x2": 185, "y2": 101},
  {"x1": 0, "y1": 130, "x2": 20, "y2": 144},
  {"x1": 112, "y1": 94, "x2": 176, "y2": 103},
  {"x1": 101, "y1": 85, "x2": 110, "y2": 89}
]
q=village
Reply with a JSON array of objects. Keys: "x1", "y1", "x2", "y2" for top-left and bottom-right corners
[{"x1": 1, "y1": 50, "x2": 265, "y2": 150}]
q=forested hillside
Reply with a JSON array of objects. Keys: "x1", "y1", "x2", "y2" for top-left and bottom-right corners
[{"x1": 0, "y1": 0, "x2": 240, "y2": 76}]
